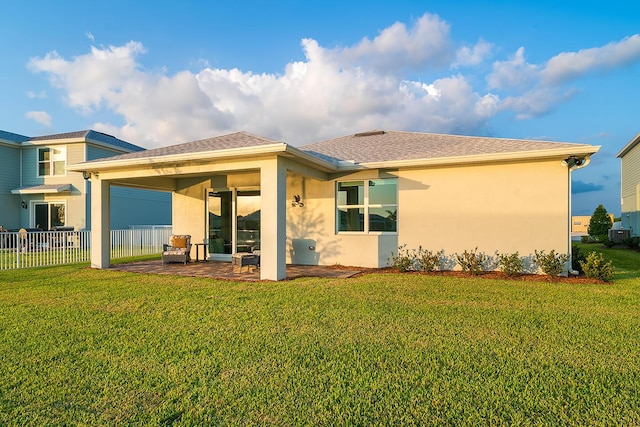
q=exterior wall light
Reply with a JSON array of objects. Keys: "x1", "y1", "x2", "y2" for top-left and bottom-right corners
[{"x1": 291, "y1": 195, "x2": 305, "y2": 207}]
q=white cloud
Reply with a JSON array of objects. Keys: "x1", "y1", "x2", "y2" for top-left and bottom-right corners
[
  {"x1": 27, "y1": 14, "x2": 497, "y2": 147},
  {"x1": 542, "y1": 34, "x2": 640, "y2": 84},
  {"x1": 487, "y1": 47, "x2": 538, "y2": 90},
  {"x1": 487, "y1": 35, "x2": 640, "y2": 118},
  {"x1": 332, "y1": 13, "x2": 454, "y2": 72},
  {"x1": 26, "y1": 15, "x2": 640, "y2": 147},
  {"x1": 453, "y1": 39, "x2": 493, "y2": 68},
  {"x1": 86, "y1": 32, "x2": 95, "y2": 42},
  {"x1": 25, "y1": 110, "x2": 52, "y2": 126},
  {"x1": 26, "y1": 90, "x2": 47, "y2": 99}
]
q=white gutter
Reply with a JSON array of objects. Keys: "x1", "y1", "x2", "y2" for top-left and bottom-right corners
[
  {"x1": 360, "y1": 145, "x2": 601, "y2": 170},
  {"x1": 565, "y1": 156, "x2": 592, "y2": 275}
]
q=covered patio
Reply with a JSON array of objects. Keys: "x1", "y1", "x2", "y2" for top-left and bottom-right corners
[
  {"x1": 68, "y1": 132, "x2": 338, "y2": 281},
  {"x1": 110, "y1": 259, "x2": 364, "y2": 281}
]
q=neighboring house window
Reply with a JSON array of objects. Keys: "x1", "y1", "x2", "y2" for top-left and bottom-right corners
[
  {"x1": 33, "y1": 202, "x2": 65, "y2": 230},
  {"x1": 337, "y1": 178, "x2": 397, "y2": 233},
  {"x1": 38, "y1": 147, "x2": 66, "y2": 176}
]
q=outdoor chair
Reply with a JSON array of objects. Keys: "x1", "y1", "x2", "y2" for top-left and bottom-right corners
[
  {"x1": 162, "y1": 234, "x2": 192, "y2": 265},
  {"x1": 231, "y1": 246, "x2": 260, "y2": 272}
]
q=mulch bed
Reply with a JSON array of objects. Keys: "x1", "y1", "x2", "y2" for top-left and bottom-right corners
[{"x1": 331, "y1": 265, "x2": 607, "y2": 284}]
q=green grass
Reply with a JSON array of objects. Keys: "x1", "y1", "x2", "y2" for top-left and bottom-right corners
[{"x1": 1, "y1": 250, "x2": 639, "y2": 425}]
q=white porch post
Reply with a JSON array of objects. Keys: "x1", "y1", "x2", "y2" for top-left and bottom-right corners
[
  {"x1": 260, "y1": 157, "x2": 286, "y2": 280},
  {"x1": 90, "y1": 177, "x2": 111, "y2": 269}
]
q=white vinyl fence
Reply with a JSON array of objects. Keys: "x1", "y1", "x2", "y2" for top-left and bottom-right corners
[{"x1": 0, "y1": 228, "x2": 172, "y2": 270}]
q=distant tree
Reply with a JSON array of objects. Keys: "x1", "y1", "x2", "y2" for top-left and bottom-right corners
[{"x1": 588, "y1": 204, "x2": 613, "y2": 240}]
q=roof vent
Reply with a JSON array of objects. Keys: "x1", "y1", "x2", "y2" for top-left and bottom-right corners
[{"x1": 354, "y1": 130, "x2": 385, "y2": 137}]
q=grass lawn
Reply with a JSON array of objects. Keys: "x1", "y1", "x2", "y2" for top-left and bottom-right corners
[{"x1": 1, "y1": 248, "x2": 639, "y2": 425}]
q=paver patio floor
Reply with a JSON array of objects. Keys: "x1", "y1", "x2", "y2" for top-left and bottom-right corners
[{"x1": 110, "y1": 259, "x2": 363, "y2": 281}]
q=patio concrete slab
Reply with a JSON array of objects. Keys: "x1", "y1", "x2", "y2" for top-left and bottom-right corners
[{"x1": 110, "y1": 259, "x2": 362, "y2": 281}]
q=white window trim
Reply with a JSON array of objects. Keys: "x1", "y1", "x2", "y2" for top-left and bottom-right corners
[
  {"x1": 336, "y1": 178, "x2": 398, "y2": 235},
  {"x1": 31, "y1": 200, "x2": 67, "y2": 229},
  {"x1": 37, "y1": 146, "x2": 67, "y2": 178}
]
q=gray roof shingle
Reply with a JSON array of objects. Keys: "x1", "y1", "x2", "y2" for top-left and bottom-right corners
[
  {"x1": 300, "y1": 130, "x2": 595, "y2": 164},
  {"x1": 0, "y1": 130, "x2": 30, "y2": 143},
  {"x1": 29, "y1": 130, "x2": 144, "y2": 152},
  {"x1": 81, "y1": 131, "x2": 282, "y2": 163}
]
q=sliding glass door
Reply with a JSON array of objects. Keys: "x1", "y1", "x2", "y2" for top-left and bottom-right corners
[{"x1": 207, "y1": 188, "x2": 260, "y2": 260}]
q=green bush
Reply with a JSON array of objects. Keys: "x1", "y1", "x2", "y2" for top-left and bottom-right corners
[
  {"x1": 622, "y1": 236, "x2": 640, "y2": 249},
  {"x1": 579, "y1": 252, "x2": 614, "y2": 282},
  {"x1": 571, "y1": 244, "x2": 588, "y2": 273},
  {"x1": 534, "y1": 249, "x2": 569, "y2": 277},
  {"x1": 388, "y1": 244, "x2": 414, "y2": 272},
  {"x1": 601, "y1": 237, "x2": 615, "y2": 248},
  {"x1": 414, "y1": 246, "x2": 444, "y2": 272},
  {"x1": 498, "y1": 252, "x2": 525, "y2": 276},
  {"x1": 455, "y1": 248, "x2": 489, "y2": 275}
]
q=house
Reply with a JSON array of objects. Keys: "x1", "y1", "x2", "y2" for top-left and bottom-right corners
[
  {"x1": 617, "y1": 132, "x2": 640, "y2": 235},
  {"x1": 0, "y1": 129, "x2": 171, "y2": 231},
  {"x1": 67, "y1": 130, "x2": 600, "y2": 280},
  {"x1": 571, "y1": 214, "x2": 615, "y2": 236}
]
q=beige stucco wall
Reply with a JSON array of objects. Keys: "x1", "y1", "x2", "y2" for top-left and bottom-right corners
[
  {"x1": 398, "y1": 159, "x2": 569, "y2": 257},
  {"x1": 287, "y1": 158, "x2": 570, "y2": 268},
  {"x1": 169, "y1": 156, "x2": 571, "y2": 269},
  {"x1": 286, "y1": 170, "x2": 398, "y2": 268}
]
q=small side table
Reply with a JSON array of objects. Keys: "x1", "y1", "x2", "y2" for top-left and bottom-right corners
[{"x1": 193, "y1": 243, "x2": 207, "y2": 262}]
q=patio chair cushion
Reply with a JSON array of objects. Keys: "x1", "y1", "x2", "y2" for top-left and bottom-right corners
[{"x1": 172, "y1": 237, "x2": 187, "y2": 249}]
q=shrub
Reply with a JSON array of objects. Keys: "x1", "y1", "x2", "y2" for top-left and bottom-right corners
[
  {"x1": 571, "y1": 244, "x2": 587, "y2": 273},
  {"x1": 388, "y1": 244, "x2": 414, "y2": 272},
  {"x1": 415, "y1": 247, "x2": 444, "y2": 272},
  {"x1": 498, "y1": 252, "x2": 525, "y2": 276},
  {"x1": 601, "y1": 237, "x2": 616, "y2": 248},
  {"x1": 622, "y1": 236, "x2": 640, "y2": 249},
  {"x1": 455, "y1": 248, "x2": 489, "y2": 275},
  {"x1": 579, "y1": 252, "x2": 614, "y2": 282},
  {"x1": 533, "y1": 249, "x2": 569, "y2": 277}
]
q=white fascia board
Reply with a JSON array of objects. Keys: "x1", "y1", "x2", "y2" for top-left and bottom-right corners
[
  {"x1": 21, "y1": 137, "x2": 86, "y2": 146},
  {"x1": 358, "y1": 146, "x2": 601, "y2": 169},
  {"x1": 67, "y1": 143, "x2": 292, "y2": 172}
]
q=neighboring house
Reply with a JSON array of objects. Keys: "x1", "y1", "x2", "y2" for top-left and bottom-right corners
[
  {"x1": 68, "y1": 130, "x2": 600, "y2": 280},
  {"x1": 617, "y1": 132, "x2": 640, "y2": 235},
  {"x1": 571, "y1": 214, "x2": 615, "y2": 236},
  {"x1": 0, "y1": 129, "x2": 171, "y2": 231}
]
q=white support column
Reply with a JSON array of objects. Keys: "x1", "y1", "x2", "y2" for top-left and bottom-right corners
[
  {"x1": 90, "y1": 176, "x2": 111, "y2": 269},
  {"x1": 260, "y1": 157, "x2": 286, "y2": 280}
]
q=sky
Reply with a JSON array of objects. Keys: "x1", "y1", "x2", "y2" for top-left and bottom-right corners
[{"x1": 1, "y1": 0, "x2": 639, "y2": 216}]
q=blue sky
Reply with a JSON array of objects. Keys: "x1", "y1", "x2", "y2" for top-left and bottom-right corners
[{"x1": 2, "y1": 0, "x2": 640, "y2": 215}]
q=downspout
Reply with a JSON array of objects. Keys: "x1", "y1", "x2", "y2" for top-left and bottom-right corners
[{"x1": 564, "y1": 156, "x2": 591, "y2": 275}]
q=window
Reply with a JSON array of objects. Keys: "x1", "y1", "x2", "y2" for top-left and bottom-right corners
[
  {"x1": 337, "y1": 178, "x2": 397, "y2": 233},
  {"x1": 34, "y1": 202, "x2": 65, "y2": 230},
  {"x1": 38, "y1": 147, "x2": 66, "y2": 176}
]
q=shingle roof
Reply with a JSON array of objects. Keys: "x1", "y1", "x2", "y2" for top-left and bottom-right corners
[
  {"x1": 0, "y1": 130, "x2": 30, "y2": 143},
  {"x1": 300, "y1": 130, "x2": 596, "y2": 164},
  {"x1": 81, "y1": 131, "x2": 282, "y2": 163},
  {"x1": 29, "y1": 130, "x2": 144, "y2": 152}
]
